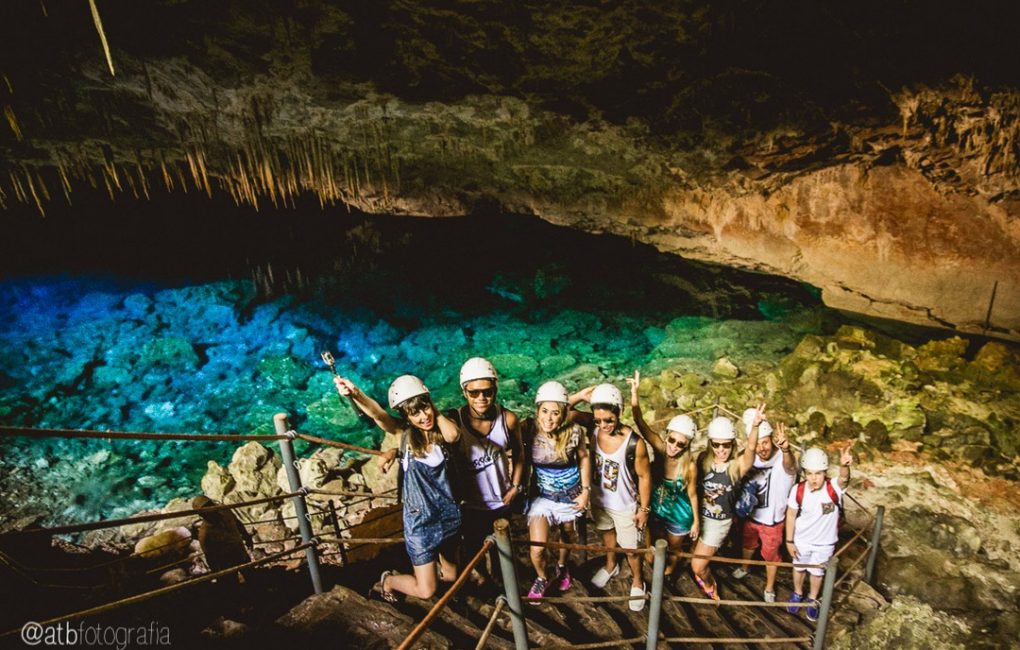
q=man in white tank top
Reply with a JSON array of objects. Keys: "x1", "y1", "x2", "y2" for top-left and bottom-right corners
[
  {"x1": 451, "y1": 358, "x2": 524, "y2": 584},
  {"x1": 577, "y1": 384, "x2": 652, "y2": 612}
]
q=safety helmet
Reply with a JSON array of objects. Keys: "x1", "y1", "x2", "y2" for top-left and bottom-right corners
[
  {"x1": 801, "y1": 447, "x2": 830, "y2": 472},
  {"x1": 707, "y1": 416, "x2": 736, "y2": 440},
  {"x1": 460, "y1": 357, "x2": 498, "y2": 387},
  {"x1": 534, "y1": 380, "x2": 569, "y2": 405},
  {"x1": 742, "y1": 407, "x2": 773, "y2": 436},
  {"x1": 666, "y1": 415, "x2": 697, "y2": 439},
  {"x1": 388, "y1": 374, "x2": 430, "y2": 409},
  {"x1": 590, "y1": 383, "x2": 623, "y2": 409},
  {"x1": 758, "y1": 421, "x2": 774, "y2": 438}
]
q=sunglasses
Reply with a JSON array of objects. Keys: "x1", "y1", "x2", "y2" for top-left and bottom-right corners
[
  {"x1": 711, "y1": 442, "x2": 733, "y2": 449},
  {"x1": 466, "y1": 388, "x2": 496, "y2": 398},
  {"x1": 593, "y1": 417, "x2": 617, "y2": 425},
  {"x1": 666, "y1": 437, "x2": 687, "y2": 446}
]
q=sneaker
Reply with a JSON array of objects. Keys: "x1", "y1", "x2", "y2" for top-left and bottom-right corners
[
  {"x1": 555, "y1": 564, "x2": 572, "y2": 592},
  {"x1": 806, "y1": 599, "x2": 820, "y2": 622},
  {"x1": 787, "y1": 592, "x2": 804, "y2": 614},
  {"x1": 731, "y1": 567, "x2": 749, "y2": 580},
  {"x1": 526, "y1": 576, "x2": 549, "y2": 600},
  {"x1": 629, "y1": 583, "x2": 647, "y2": 611},
  {"x1": 590, "y1": 564, "x2": 620, "y2": 589},
  {"x1": 763, "y1": 591, "x2": 776, "y2": 603}
]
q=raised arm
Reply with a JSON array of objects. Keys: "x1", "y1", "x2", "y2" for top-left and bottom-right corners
[
  {"x1": 737, "y1": 402, "x2": 765, "y2": 477},
  {"x1": 837, "y1": 443, "x2": 853, "y2": 489},
  {"x1": 627, "y1": 370, "x2": 664, "y2": 455},
  {"x1": 334, "y1": 376, "x2": 402, "y2": 435},
  {"x1": 567, "y1": 385, "x2": 596, "y2": 428},
  {"x1": 774, "y1": 422, "x2": 797, "y2": 476}
]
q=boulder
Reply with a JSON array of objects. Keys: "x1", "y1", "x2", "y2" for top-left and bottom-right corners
[
  {"x1": 201, "y1": 461, "x2": 235, "y2": 501},
  {"x1": 134, "y1": 526, "x2": 192, "y2": 559},
  {"x1": 228, "y1": 442, "x2": 283, "y2": 498},
  {"x1": 828, "y1": 596, "x2": 970, "y2": 650},
  {"x1": 712, "y1": 357, "x2": 740, "y2": 378}
]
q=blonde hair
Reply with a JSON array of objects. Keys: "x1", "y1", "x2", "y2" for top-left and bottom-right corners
[{"x1": 699, "y1": 446, "x2": 743, "y2": 483}]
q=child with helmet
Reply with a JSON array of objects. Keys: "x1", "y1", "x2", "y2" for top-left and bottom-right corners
[
  {"x1": 573, "y1": 381, "x2": 653, "y2": 612},
  {"x1": 522, "y1": 380, "x2": 592, "y2": 600},
  {"x1": 785, "y1": 444, "x2": 853, "y2": 621},
  {"x1": 690, "y1": 403, "x2": 766, "y2": 601},
  {"x1": 627, "y1": 370, "x2": 700, "y2": 579},
  {"x1": 448, "y1": 357, "x2": 525, "y2": 585},
  {"x1": 334, "y1": 373, "x2": 463, "y2": 602}
]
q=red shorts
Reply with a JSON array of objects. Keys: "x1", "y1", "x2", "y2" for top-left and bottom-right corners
[{"x1": 742, "y1": 519, "x2": 784, "y2": 562}]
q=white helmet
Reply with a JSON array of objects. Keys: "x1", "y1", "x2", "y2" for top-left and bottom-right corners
[
  {"x1": 758, "y1": 421, "x2": 774, "y2": 438},
  {"x1": 388, "y1": 374, "x2": 430, "y2": 409},
  {"x1": 666, "y1": 415, "x2": 697, "y2": 439},
  {"x1": 590, "y1": 383, "x2": 623, "y2": 408},
  {"x1": 460, "y1": 357, "x2": 498, "y2": 386},
  {"x1": 707, "y1": 416, "x2": 736, "y2": 440},
  {"x1": 535, "y1": 380, "x2": 569, "y2": 405},
  {"x1": 801, "y1": 447, "x2": 829, "y2": 472}
]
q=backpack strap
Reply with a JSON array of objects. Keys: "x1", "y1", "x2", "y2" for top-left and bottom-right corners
[
  {"x1": 396, "y1": 430, "x2": 408, "y2": 504},
  {"x1": 626, "y1": 431, "x2": 639, "y2": 478},
  {"x1": 795, "y1": 480, "x2": 806, "y2": 516}
]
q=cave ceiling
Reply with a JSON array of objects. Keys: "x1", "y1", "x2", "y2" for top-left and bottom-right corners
[{"x1": 1, "y1": 1, "x2": 1018, "y2": 339}]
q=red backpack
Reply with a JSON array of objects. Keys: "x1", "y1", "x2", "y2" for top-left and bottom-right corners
[{"x1": 794, "y1": 478, "x2": 844, "y2": 527}]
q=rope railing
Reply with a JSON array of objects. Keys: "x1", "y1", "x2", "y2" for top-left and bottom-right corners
[
  {"x1": 524, "y1": 539, "x2": 827, "y2": 570},
  {"x1": 309, "y1": 486, "x2": 400, "y2": 500},
  {"x1": 475, "y1": 597, "x2": 507, "y2": 650},
  {"x1": 0, "y1": 542, "x2": 314, "y2": 639},
  {"x1": 292, "y1": 430, "x2": 386, "y2": 456},
  {"x1": 5, "y1": 491, "x2": 304, "y2": 537},
  {"x1": 661, "y1": 635, "x2": 813, "y2": 645},
  {"x1": 0, "y1": 425, "x2": 289, "y2": 443},
  {"x1": 534, "y1": 637, "x2": 647, "y2": 650},
  {"x1": 396, "y1": 538, "x2": 494, "y2": 650}
]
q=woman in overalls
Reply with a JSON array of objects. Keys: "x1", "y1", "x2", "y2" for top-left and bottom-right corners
[{"x1": 335, "y1": 374, "x2": 462, "y2": 601}]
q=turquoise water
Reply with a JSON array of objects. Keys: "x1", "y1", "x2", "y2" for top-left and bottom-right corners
[{"x1": 0, "y1": 215, "x2": 830, "y2": 524}]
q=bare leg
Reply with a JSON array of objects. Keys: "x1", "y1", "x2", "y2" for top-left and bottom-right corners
[
  {"x1": 739, "y1": 546, "x2": 754, "y2": 573},
  {"x1": 765, "y1": 562, "x2": 779, "y2": 593},
  {"x1": 626, "y1": 549, "x2": 643, "y2": 589},
  {"x1": 529, "y1": 516, "x2": 550, "y2": 579},
  {"x1": 792, "y1": 568, "x2": 806, "y2": 596},
  {"x1": 665, "y1": 533, "x2": 686, "y2": 575},
  {"x1": 690, "y1": 541, "x2": 719, "y2": 591},
  {"x1": 807, "y1": 573, "x2": 823, "y2": 600},
  {"x1": 437, "y1": 552, "x2": 457, "y2": 584},
  {"x1": 600, "y1": 528, "x2": 619, "y2": 573},
  {"x1": 387, "y1": 561, "x2": 440, "y2": 599},
  {"x1": 558, "y1": 521, "x2": 576, "y2": 567}
]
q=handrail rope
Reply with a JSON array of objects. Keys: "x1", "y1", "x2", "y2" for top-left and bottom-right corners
[
  {"x1": 832, "y1": 523, "x2": 871, "y2": 558},
  {"x1": 533, "y1": 594, "x2": 646, "y2": 604},
  {"x1": 6, "y1": 491, "x2": 303, "y2": 537},
  {"x1": 832, "y1": 545, "x2": 871, "y2": 592},
  {"x1": 1, "y1": 534, "x2": 190, "y2": 573},
  {"x1": 330, "y1": 506, "x2": 403, "y2": 533},
  {"x1": 474, "y1": 597, "x2": 507, "y2": 650},
  {"x1": 660, "y1": 636, "x2": 812, "y2": 645},
  {"x1": 645, "y1": 402, "x2": 720, "y2": 427},
  {"x1": 318, "y1": 535, "x2": 405, "y2": 544},
  {"x1": 308, "y1": 487, "x2": 400, "y2": 500},
  {"x1": 395, "y1": 538, "x2": 494, "y2": 650},
  {"x1": 245, "y1": 506, "x2": 332, "y2": 526},
  {"x1": 0, "y1": 542, "x2": 313, "y2": 639},
  {"x1": 0, "y1": 425, "x2": 289, "y2": 443},
  {"x1": 0, "y1": 551, "x2": 103, "y2": 590},
  {"x1": 665, "y1": 595, "x2": 815, "y2": 608},
  {"x1": 251, "y1": 535, "x2": 304, "y2": 546},
  {"x1": 523, "y1": 539, "x2": 826, "y2": 569},
  {"x1": 533, "y1": 636, "x2": 647, "y2": 650},
  {"x1": 292, "y1": 431, "x2": 385, "y2": 456},
  {"x1": 142, "y1": 555, "x2": 196, "y2": 576}
]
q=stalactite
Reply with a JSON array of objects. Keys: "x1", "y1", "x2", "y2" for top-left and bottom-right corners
[
  {"x1": 2, "y1": 74, "x2": 12, "y2": 94},
  {"x1": 88, "y1": 0, "x2": 116, "y2": 76},
  {"x1": 32, "y1": 166, "x2": 50, "y2": 203},
  {"x1": 9, "y1": 170, "x2": 26, "y2": 203},
  {"x1": 56, "y1": 159, "x2": 72, "y2": 205},
  {"x1": 3, "y1": 105, "x2": 23, "y2": 141},
  {"x1": 23, "y1": 166, "x2": 46, "y2": 217}
]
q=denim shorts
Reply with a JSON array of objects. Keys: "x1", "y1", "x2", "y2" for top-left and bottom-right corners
[{"x1": 653, "y1": 514, "x2": 691, "y2": 537}]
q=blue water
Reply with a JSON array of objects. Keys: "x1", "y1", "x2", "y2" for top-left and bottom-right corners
[{"x1": 0, "y1": 222, "x2": 830, "y2": 525}]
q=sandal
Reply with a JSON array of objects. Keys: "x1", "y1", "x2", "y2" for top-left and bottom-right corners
[
  {"x1": 373, "y1": 570, "x2": 399, "y2": 604},
  {"x1": 694, "y1": 575, "x2": 720, "y2": 602}
]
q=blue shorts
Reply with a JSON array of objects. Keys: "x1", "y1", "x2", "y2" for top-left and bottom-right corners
[{"x1": 653, "y1": 514, "x2": 691, "y2": 537}]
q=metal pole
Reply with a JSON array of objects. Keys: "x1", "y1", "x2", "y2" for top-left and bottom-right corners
[
  {"x1": 645, "y1": 538, "x2": 667, "y2": 650},
  {"x1": 865, "y1": 505, "x2": 885, "y2": 585},
  {"x1": 812, "y1": 556, "x2": 839, "y2": 650},
  {"x1": 275, "y1": 413, "x2": 323, "y2": 594},
  {"x1": 492, "y1": 518, "x2": 529, "y2": 650},
  {"x1": 327, "y1": 499, "x2": 348, "y2": 567}
]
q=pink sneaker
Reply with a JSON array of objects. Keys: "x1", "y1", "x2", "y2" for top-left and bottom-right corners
[
  {"x1": 527, "y1": 576, "x2": 549, "y2": 599},
  {"x1": 555, "y1": 564, "x2": 572, "y2": 592}
]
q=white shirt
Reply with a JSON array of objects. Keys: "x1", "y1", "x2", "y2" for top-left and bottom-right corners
[
  {"x1": 787, "y1": 479, "x2": 843, "y2": 547},
  {"x1": 593, "y1": 430, "x2": 638, "y2": 511},
  {"x1": 456, "y1": 406, "x2": 512, "y2": 511},
  {"x1": 746, "y1": 449, "x2": 795, "y2": 525}
]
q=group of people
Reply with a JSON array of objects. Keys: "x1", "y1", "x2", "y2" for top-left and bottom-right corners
[{"x1": 332, "y1": 359, "x2": 853, "y2": 620}]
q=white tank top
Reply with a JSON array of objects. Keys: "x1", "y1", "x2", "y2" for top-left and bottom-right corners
[
  {"x1": 593, "y1": 429, "x2": 638, "y2": 511},
  {"x1": 457, "y1": 406, "x2": 512, "y2": 511}
]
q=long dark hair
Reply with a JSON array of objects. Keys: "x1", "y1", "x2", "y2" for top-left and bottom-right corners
[{"x1": 399, "y1": 394, "x2": 438, "y2": 457}]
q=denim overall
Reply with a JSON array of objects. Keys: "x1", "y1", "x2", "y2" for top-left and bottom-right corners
[{"x1": 401, "y1": 439, "x2": 462, "y2": 566}]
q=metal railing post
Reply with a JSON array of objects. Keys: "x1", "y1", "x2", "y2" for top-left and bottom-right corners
[
  {"x1": 865, "y1": 505, "x2": 885, "y2": 585},
  {"x1": 645, "y1": 538, "x2": 667, "y2": 650},
  {"x1": 492, "y1": 518, "x2": 529, "y2": 650},
  {"x1": 275, "y1": 413, "x2": 323, "y2": 594},
  {"x1": 812, "y1": 556, "x2": 839, "y2": 650}
]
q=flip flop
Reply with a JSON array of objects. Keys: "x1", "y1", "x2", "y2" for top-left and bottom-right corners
[
  {"x1": 694, "y1": 575, "x2": 720, "y2": 602},
  {"x1": 373, "y1": 570, "x2": 399, "y2": 603}
]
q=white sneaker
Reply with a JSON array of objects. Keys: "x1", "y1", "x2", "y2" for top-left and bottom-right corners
[
  {"x1": 591, "y1": 564, "x2": 620, "y2": 589},
  {"x1": 732, "y1": 567, "x2": 749, "y2": 580},
  {"x1": 764, "y1": 591, "x2": 776, "y2": 603},
  {"x1": 629, "y1": 583, "x2": 647, "y2": 611}
]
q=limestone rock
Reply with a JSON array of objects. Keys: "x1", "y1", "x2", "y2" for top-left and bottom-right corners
[
  {"x1": 828, "y1": 596, "x2": 970, "y2": 650},
  {"x1": 134, "y1": 526, "x2": 192, "y2": 559},
  {"x1": 712, "y1": 357, "x2": 740, "y2": 378},
  {"x1": 229, "y1": 442, "x2": 283, "y2": 498},
  {"x1": 201, "y1": 461, "x2": 235, "y2": 502}
]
